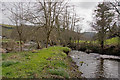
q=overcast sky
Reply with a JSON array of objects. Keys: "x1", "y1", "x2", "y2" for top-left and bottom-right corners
[
  {"x1": 0, "y1": 0, "x2": 109, "y2": 32},
  {"x1": 71, "y1": 2, "x2": 99, "y2": 32}
]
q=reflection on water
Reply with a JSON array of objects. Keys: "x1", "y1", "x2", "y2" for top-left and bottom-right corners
[
  {"x1": 96, "y1": 58, "x2": 106, "y2": 78},
  {"x1": 70, "y1": 50, "x2": 120, "y2": 78}
]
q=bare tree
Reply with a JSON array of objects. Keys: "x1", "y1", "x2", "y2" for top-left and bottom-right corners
[
  {"x1": 76, "y1": 26, "x2": 81, "y2": 45},
  {"x1": 3, "y1": 2, "x2": 28, "y2": 51},
  {"x1": 59, "y1": 5, "x2": 80, "y2": 47},
  {"x1": 23, "y1": 0, "x2": 69, "y2": 48},
  {"x1": 3, "y1": 1, "x2": 82, "y2": 50}
]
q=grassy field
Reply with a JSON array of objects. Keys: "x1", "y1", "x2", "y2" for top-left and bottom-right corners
[
  {"x1": 76, "y1": 37, "x2": 120, "y2": 45},
  {"x1": 2, "y1": 46, "x2": 81, "y2": 78},
  {"x1": 105, "y1": 37, "x2": 120, "y2": 45},
  {"x1": 0, "y1": 24, "x2": 15, "y2": 28}
]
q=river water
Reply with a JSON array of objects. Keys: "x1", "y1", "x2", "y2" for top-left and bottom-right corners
[{"x1": 70, "y1": 50, "x2": 120, "y2": 78}]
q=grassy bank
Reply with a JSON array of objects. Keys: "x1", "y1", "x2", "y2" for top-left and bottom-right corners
[
  {"x1": 2, "y1": 46, "x2": 81, "y2": 78},
  {"x1": 76, "y1": 37, "x2": 120, "y2": 45},
  {"x1": 105, "y1": 37, "x2": 120, "y2": 45},
  {"x1": 71, "y1": 37, "x2": 120, "y2": 55}
]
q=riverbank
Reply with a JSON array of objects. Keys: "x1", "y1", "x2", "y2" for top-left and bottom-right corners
[
  {"x1": 2, "y1": 46, "x2": 82, "y2": 79},
  {"x1": 67, "y1": 37, "x2": 120, "y2": 56},
  {"x1": 68, "y1": 39, "x2": 120, "y2": 56}
]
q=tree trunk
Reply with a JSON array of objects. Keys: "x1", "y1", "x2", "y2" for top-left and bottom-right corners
[
  {"x1": 77, "y1": 38, "x2": 79, "y2": 45},
  {"x1": 19, "y1": 38, "x2": 22, "y2": 51},
  {"x1": 49, "y1": 39, "x2": 53, "y2": 46},
  {"x1": 101, "y1": 40, "x2": 104, "y2": 54},
  {"x1": 46, "y1": 34, "x2": 50, "y2": 48},
  {"x1": 37, "y1": 41, "x2": 41, "y2": 49},
  {"x1": 19, "y1": 33, "x2": 22, "y2": 51}
]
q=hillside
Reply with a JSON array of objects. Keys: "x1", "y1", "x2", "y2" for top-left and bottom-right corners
[
  {"x1": 81, "y1": 32, "x2": 96, "y2": 40},
  {"x1": 1, "y1": 24, "x2": 13, "y2": 38},
  {"x1": 1, "y1": 24, "x2": 82, "y2": 40},
  {"x1": 0, "y1": 24, "x2": 15, "y2": 28}
]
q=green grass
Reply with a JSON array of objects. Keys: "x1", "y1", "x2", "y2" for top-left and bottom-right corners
[
  {"x1": 2, "y1": 61, "x2": 19, "y2": 67},
  {"x1": 2, "y1": 46, "x2": 73, "y2": 78},
  {"x1": 75, "y1": 40, "x2": 98, "y2": 44},
  {"x1": 76, "y1": 37, "x2": 120, "y2": 45},
  {"x1": 1, "y1": 24, "x2": 15, "y2": 28},
  {"x1": 48, "y1": 68, "x2": 69, "y2": 78},
  {"x1": 2, "y1": 39, "x2": 23, "y2": 43},
  {"x1": 2, "y1": 39, "x2": 11, "y2": 42},
  {"x1": 105, "y1": 37, "x2": 120, "y2": 45}
]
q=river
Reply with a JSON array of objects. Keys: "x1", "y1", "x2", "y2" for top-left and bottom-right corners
[{"x1": 70, "y1": 50, "x2": 120, "y2": 78}]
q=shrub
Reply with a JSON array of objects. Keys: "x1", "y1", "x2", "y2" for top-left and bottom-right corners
[
  {"x1": 2, "y1": 40, "x2": 17, "y2": 52},
  {"x1": 62, "y1": 47, "x2": 71, "y2": 55},
  {"x1": 78, "y1": 42, "x2": 100, "y2": 53},
  {"x1": 78, "y1": 43, "x2": 87, "y2": 51}
]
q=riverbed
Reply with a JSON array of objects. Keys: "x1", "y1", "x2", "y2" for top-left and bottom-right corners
[{"x1": 70, "y1": 50, "x2": 120, "y2": 78}]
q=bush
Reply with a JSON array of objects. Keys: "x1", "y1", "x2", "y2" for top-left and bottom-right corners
[
  {"x1": 78, "y1": 43, "x2": 87, "y2": 51},
  {"x1": 77, "y1": 42, "x2": 100, "y2": 53},
  {"x1": 62, "y1": 47, "x2": 71, "y2": 55},
  {"x1": 2, "y1": 40, "x2": 17, "y2": 52},
  {"x1": 104, "y1": 45, "x2": 120, "y2": 55}
]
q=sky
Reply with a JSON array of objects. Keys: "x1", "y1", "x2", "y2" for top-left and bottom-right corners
[
  {"x1": 0, "y1": 0, "x2": 113, "y2": 32},
  {"x1": 70, "y1": 1, "x2": 99, "y2": 32}
]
